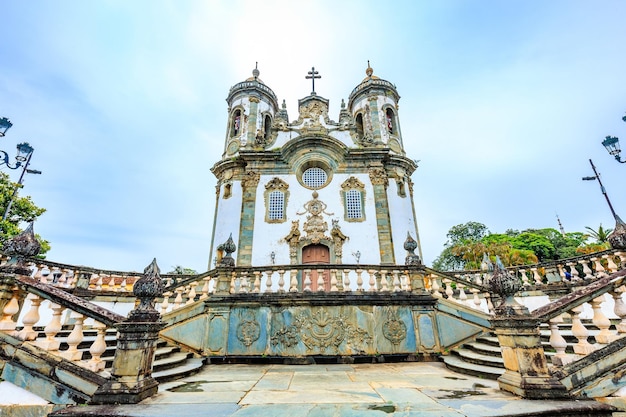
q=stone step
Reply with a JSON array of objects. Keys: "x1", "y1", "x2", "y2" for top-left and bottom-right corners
[
  {"x1": 441, "y1": 354, "x2": 504, "y2": 380},
  {"x1": 152, "y1": 351, "x2": 194, "y2": 373},
  {"x1": 452, "y1": 347, "x2": 504, "y2": 369},
  {"x1": 463, "y1": 341, "x2": 502, "y2": 357},
  {"x1": 152, "y1": 357, "x2": 205, "y2": 383}
]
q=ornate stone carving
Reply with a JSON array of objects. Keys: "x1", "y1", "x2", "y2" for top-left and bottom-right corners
[
  {"x1": 241, "y1": 171, "x2": 260, "y2": 189},
  {"x1": 264, "y1": 177, "x2": 289, "y2": 223},
  {"x1": 265, "y1": 177, "x2": 289, "y2": 191},
  {"x1": 297, "y1": 192, "x2": 334, "y2": 244},
  {"x1": 330, "y1": 220, "x2": 348, "y2": 260},
  {"x1": 236, "y1": 318, "x2": 261, "y2": 347},
  {"x1": 270, "y1": 325, "x2": 299, "y2": 348},
  {"x1": 404, "y1": 232, "x2": 421, "y2": 265},
  {"x1": 249, "y1": 96, "x2": 260, "y2": 103},
  {"x1": 2, "y1": 221, "x2": 41, "y2": 260},
  {"x1": 217, "y1": 234, "x2": 237, "y2": 267},
  {"x1": 368, "y1": 167, "x2": 388, "y2": 187},
  {"x1": 293, "y1": 310, "x2": 371, "y2": 353},
  {"x1": 487, "y1": 256, "x2": 524, "y2": 315},
  {"x1": 382, "y1": 309, "x2": 407, "y2": 346},
  {"x1": 283, "y1": 221, "x2": 301, "y2": 259},
  {"x1": 608, "y1": 216, "x2": 626, "y2": 249},
  {"x1": 340, "y1": 176, "x2": 365, "y2": 191},
  {"x1": 128, "y1": 258, "x2": 164, "y2": 322}
]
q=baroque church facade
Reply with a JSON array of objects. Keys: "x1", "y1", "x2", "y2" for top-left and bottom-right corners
[{"x1": 209, "y1": 64, "x2": 422, "y2": 283}]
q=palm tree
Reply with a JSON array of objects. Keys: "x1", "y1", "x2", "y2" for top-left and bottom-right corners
[{"x1": 584, "y1": 224, "x2": 613, "y2": 244}]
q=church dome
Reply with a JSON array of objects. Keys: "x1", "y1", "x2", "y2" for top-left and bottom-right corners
[
  {"x1": 227, "y1": 65, "x2": 279, "y2": 110},
  {"x1": 347, "y1": 62, "x2": 400, "y2": 111}
]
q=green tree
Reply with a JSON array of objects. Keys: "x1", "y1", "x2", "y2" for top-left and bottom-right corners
[
  {"x1": 0, "y1": 172, "x2": 49, "y2": 255},
  {"x1": 167, "y1": 265, "x2": 198, "y2": 275},
  {"x1": 432, "y1": 222, "x2": 489, "y2": 270},
  {"x1": 584, "y1": 224, "x2": 612, "y2": 244}
]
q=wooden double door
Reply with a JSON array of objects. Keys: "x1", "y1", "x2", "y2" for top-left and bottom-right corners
[{"x1": 302, "y1": 244, "x2": 330, "y2": 291}]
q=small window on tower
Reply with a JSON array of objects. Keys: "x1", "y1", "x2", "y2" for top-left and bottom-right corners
[
  {"x1": 264, "y1": 177, "x2": 289, "y2": 223},
  {"x1": 231, "y1": 109, "x2": 242, "y2": 137},
  {"x1": 385, "y1": 108, "x2": 395, "y2": 134},
  {"x1": 355, "y1": 113, "x2": 364, "y2": 140},
  {"x1": 264, "y1": 115, "x2": 272, "y2": 140}
]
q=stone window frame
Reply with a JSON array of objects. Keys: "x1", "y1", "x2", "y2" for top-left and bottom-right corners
[
  {"x1": 264, "y1": 177, "x2": 289, "y2": 223},
  {"x1": 229, "y1": 106, "x2": 245, "y2": 138},
  {"x1": 340, "y1": 176, "x2": 366, "y2": 222},
  {"x1": 382, "y1": 105, "x2": 398, "y2": 136},
  {"x1": 296, "y1": 160, "x2": 333, "y2": 190}
]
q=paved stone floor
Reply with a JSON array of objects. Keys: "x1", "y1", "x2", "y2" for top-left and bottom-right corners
[{"x1": 46, "y1": 361, "x2": 617, "y2": 417}]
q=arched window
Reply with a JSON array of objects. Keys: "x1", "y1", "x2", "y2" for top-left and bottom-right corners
[
  {"x1": 355, "y1": 113, "x2": 364, "y2": 140},
  {"x1": 341, "y1": 177, "x2": 366, "y2": 222},
  {"x1": 264, "y1": 177, "x2": 289, "y2": 223},
  {"x1": 264, "y1": 114, "x2": 272, "y2": 140},
  {"x1": 231, "y1": 109, "x2": 242, "y2": 137},
  {"x1": 385, "y1": 108, "x2": 395, "y2": 134}
]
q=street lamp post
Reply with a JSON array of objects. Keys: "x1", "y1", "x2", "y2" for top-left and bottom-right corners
[
  {"x1": 0, "y1": 117, "x2": 42, "y2": 221},
  {"x1": 582, "y1": 159, "x2": 626, "y2": 249},
  {"x1": 601, "y1": 113, "x2": 626, "y2": 164}
]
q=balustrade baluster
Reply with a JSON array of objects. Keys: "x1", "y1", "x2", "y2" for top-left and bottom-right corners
[
  {"x1": 610, "y1": 287, "x2": 626, "y2": 335},
  {"x1": 200, "y1": 276, "x2": 211, "y2": 299},
  {"x1": 173, "y1": 287, "x2": 184, "y2": 309},
  {"x1": 343, "y1": 269, "x2": 351, "y2": 292},
  {"x1": 457, "y1": 283, "x2": 467, "y2": 305},
  {"x1": 532, "y1": 268, "x2": 542, "y2": 285},
  {"x1": 471, "y1": 288, "x2": 482, "y2": 310},
  {"x1": 548, "y1": 317, "x2": 572, "y2": 366},
  {"x1": 316, "y1": 269, "x2": 324, "y2": 292},
  {"x1": 330, "y1": 269, "x2": 338, "y2": 292},
  {"x1": 0, "y1": 287, "x2": 20, "y2": 333},
  {"x1": 557, "y1": 265, "x2": 567, "y2": 283},
  {"x1": 303, "y1": 270, "x2": 312, "y2": 292},
  {"x1": 241, "y1": 273, "x2": 251, "y2": 294},
  {"x1": 430, "y1": 276, "x2": 441, "y2": 298},
  {"x1": 186, "y1": 282, "x2": 198, "y2": 304},
  {"x1": 604, "y1": 254, "x2": 619, "y2": 273},
  {"x1": 444, "y1": 279, "x2": 454, "y2": 300},
  {"x1": 581, "y1": 261, "x2": 594, "y2": 280},
  {"x1": 86, "y1": 321, "x2": 107, "y2": 372},
  {"x1": 485, "y1": 293, "x2": 494, "y2": 314},
  {"x1": 94, "y1": 274, "x2": 102, "y2": 291},
  {"x1": 277, "y1": 270, "x2": 286, "y2": 293},
  {"x1": 264, "y1": 271, "x2": 273, "y2": 293},
  {"x1": 567, "y1": 263, "x2": 579, "y2": 281},
  {"x1": 380, "y1": 271, "x2": 389, "y2": 292},
  {"x1": 355, "y1": 269, "x2": 364, "y2": 292},
  {"x1": 389, "y1": 270, "x2": 399, "y2": 292},
  {"x1": 230, "y1": 272, "x2": 236, "y2": 294},
  {"x1": 120, "y1": 275, "x2": 128, "y2": 292},
  {"x1": 32, "y1": 264, "x2": 45, "y2": 283},
  {"x1": 17, "y1": 294, "x2": 42, "y2": 341},
  {"x1": 252, "y1": 271, "x2": 261, "y2": 293},
  {"x1": 591, "y1": 295, "x2": 617, "y2": 344},
  {"x1": 616, "y1": 251, "x2": 626, "y2": 269},
  {"x1": 570, "y1": 305, "x2": 595, "y2": 355},
  {"x1": 474, "y1": 273, "x2": 483, "y2": 286},
  {"x1": 34, "y1": 302, "x2": 65, "y2": 351},
  {"x1": 366, "y1": 269, "x2": 375, "y2": 292},
  {"x1": 592, "y1": 257, "x2": 607, "y2": 279},
  {"x1": 514, "y1": 269, "x2": 526, "y2": 287},
  {"x1": 61, "y1": 313, "x2": 85, "y2": 361},
  {"x1": 289, "y1": 269, "x2": 299, "y2": 293},
  {"x1": 161, "y1": 292, "x2": 171, "y2": 314}
]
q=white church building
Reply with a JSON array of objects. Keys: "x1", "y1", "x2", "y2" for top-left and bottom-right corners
[{"x1": 209, "y1": 63, "x2": 422, "y2": 289}]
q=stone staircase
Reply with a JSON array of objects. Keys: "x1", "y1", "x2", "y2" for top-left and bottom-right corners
[
  {"x1": 38, "y1": 327, "x2": 205, "y2": 383},
  {"x1": 442, "y1": 322, "x2": 606, "y2": 380}
]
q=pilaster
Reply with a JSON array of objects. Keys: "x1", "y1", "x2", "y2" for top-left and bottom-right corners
[
  {"x1": 369, "y1": 165, "x2": 395, "y2": 264},
  {"x1": 237, "y1": 170, "x2": 260, "y2": 266}
]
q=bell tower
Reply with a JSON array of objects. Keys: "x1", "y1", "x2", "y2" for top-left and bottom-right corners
[{"x1": 210, "y1": 63, "x2": 422, "y2": 271}]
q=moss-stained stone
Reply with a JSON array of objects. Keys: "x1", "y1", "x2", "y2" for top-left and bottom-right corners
[{"x1": 2, "y1": 363, "x2": 88, "y2": 404}]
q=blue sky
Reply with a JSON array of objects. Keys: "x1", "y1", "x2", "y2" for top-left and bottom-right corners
[{"x1": 1, "y1": 1, "x2": 625, "y2": 272}]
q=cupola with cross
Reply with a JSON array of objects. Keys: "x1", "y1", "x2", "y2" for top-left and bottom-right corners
[{"x1": 210, "y1": 63, "x2": 422, "y2": 283}]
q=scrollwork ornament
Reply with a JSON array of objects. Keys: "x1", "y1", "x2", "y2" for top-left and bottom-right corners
[
  {"x1": 369, "y1": 167, "x2": 389, "y2": 187},
  {"x1": 382, "y1": 309, "x2": 407, "y2": 346},
  {"x1": 241, "y1": 171, "x2": 260, "y2": 189},
  {"x1": 236, "y1": 318, "x2": 261, "y2": 347}
]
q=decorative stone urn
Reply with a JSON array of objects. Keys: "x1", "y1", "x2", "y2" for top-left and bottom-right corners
[{"x1": 608, "y1": 216, "x2": 626, "y2": 249}]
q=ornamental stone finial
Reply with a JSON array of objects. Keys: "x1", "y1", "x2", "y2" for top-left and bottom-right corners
[
  {"x1": 404, "y1": 232, "x2": 421, "y2": 265},
  {"x1": 128, "y1": 258, "x2": 164, "y2": 322},
  {"x1": 218, "y1": 233, "x2": 237, "y2": 267},
  {"x1": 608, "y1": 215, "x2": 626, "y2": 249},
  {"x1": 487, "y1": 256, "x2": 526, "y2": 316},
  {"x1": 2, "y1": 221, "x2": 41, "y2": 264}
]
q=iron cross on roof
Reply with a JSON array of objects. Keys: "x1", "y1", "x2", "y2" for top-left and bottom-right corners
[{"x1": 305, "y1": 66, "x2": 321, "y2": 94}]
